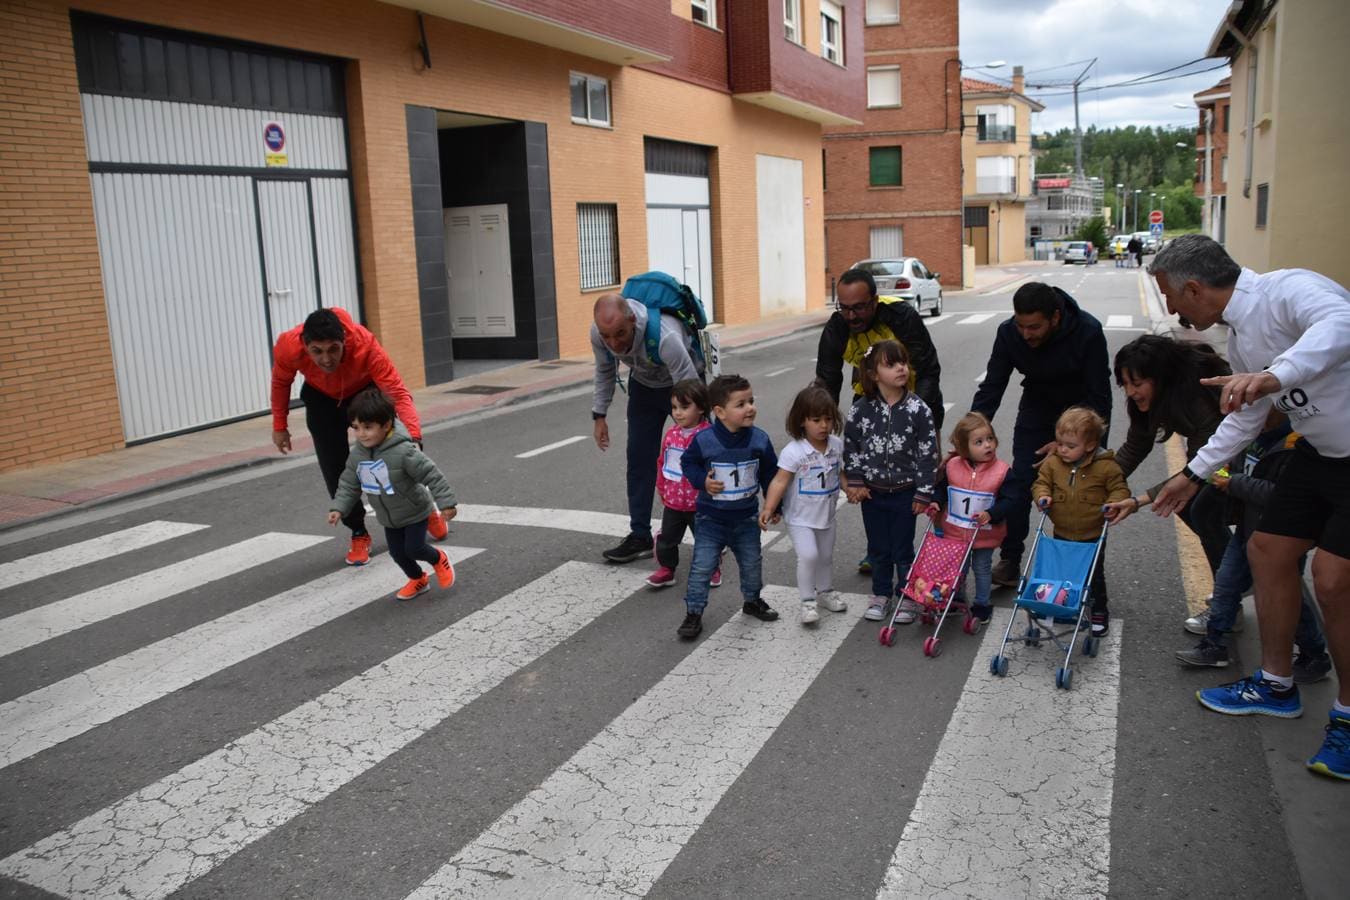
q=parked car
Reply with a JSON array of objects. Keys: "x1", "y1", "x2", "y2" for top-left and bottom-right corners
[
  {"x1": 1109, "y1": 235, "x2": 1131, "y2": 259},
  {"x1": 848, "y1": 257, "x2": 944, "y2": 316},
  {"x1": 1063, "y1": 241, "x2": 1093, "y2": 264}
]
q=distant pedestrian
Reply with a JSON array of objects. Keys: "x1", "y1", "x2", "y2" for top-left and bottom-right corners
[
  {"x1": 647, "y1": 379, "x2": 722, "y2": 590},
  {"x1": 760, "y1": 385, "x2": 848, "y2": 626},
  {"x1": 328, "y1": 390, "x2": 457, "y2": 601},
  {"x1": 1127, "y1": 236, "x2": 1143, "y2": 268},
  {"x1": 676, "y1": 374, "x2": 781, "y2": 640},
  {"x1": 272, "y1": 308, "x2": 441, "y2": 567}
]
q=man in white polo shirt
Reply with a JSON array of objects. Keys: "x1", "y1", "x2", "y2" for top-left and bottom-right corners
[{"x1": 1145, "y1": 234, "x2": 1350, "y2": 781}]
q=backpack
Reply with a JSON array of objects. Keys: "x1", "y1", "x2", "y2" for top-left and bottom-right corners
[{"x1": 621, "y1": 271, "x2": 710, "y2": 373}]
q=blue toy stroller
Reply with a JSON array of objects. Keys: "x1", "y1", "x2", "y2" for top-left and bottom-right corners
[{"x1": 989, "y1": 513, "x2": 1107, "y2": 689}]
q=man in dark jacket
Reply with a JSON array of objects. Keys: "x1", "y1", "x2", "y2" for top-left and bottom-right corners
[
  {"x1": 970, "y1": 282, "x2": 1112, "y2": 584},
  {"x1": 815, "y1": 268, "x2": 944, "y2": 429}
]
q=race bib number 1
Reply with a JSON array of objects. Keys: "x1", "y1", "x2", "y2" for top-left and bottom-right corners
[
  {"x1": 798, "y1": 462, "x2": 840, "y2": 496},
  {"x1": 711, "y1": 460, "x2": 758, "y2": 501},
  {"x1": 358, "y1": 459, "x2": 395, "y2": 495},
  {"x1": 947, "y1": 486, "x2": 994, "y2": 529},
  {"x1": 662, "y1": 446, "x2": 684, "y2": 482}
]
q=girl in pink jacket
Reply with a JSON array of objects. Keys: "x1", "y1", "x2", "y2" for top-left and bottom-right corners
[
  {"x1": 649, "y1": 379, "x2": 722, "y2": 589},
  {"x1": 927, "y1": 412, "x2": 1015, "y2": 622}
]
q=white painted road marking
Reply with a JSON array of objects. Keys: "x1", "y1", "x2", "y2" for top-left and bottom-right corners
[
  {"x1": 1105, "y1": 314, "x2": 1134, "y2": 328},
  {"x1": 958, "y1": 313, "x2": 997, "y2": 325},
  {"x1": 975, "y1": 370, "x2": 987, "y2": 383},
  {"x1": 877, "y1": 608, "x2": 1122, "y2": 898},
  {"x1": 0, "y1": 521, "x2": 208, "y2": 592},
  {"x1": 0, "y1": 546, "x2": 484, "y2": 769},
  {"x1": 0, "y1": 533, "x2": 326, "y2": 658},
  {"x1": 406, "y1": 586, "x2": 867, "y2": 899},
  {"x1": 925, "y1": 315, "x2": 952, "y2": 325},
  {"x1": 515, "y1": 435, "x2": 588, "y2": 458},
  {"x1": 981, "y1": 276, "x2": 1029, "y2": 296},
  {"x1": 0, "y1": 562, "x2": 645, "y2": 900},
  {"x1": 764, "y1": 366, "x2": 795, "y2": 377},
  {"x1": 943, "y1": 402, "x2": 955, "y2": 412}
]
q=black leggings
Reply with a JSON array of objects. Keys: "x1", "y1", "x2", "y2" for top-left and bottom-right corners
[
  {"x1": 303, "y1": 381, "x2": 369, "y2": 537},
  {"x1": 387, "y1": 519, "x2": 441, "y2": 579},
  {"x1": 656, "y1": 507, "x2": 697, "y2": 569}
]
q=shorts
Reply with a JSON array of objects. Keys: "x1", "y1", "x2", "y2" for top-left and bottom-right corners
[{"x1": 1256, "y1": 438, "x2": 1350, "y2": 559}]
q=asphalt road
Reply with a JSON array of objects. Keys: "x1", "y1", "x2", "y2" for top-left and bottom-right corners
[{"x1": 0, "y1": 263, "x2": 1336, "y2": 899}]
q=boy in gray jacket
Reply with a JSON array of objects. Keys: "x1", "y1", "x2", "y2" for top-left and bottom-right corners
[{"x1": 329, "y1": 390, "x2": 458, "y2": 600}]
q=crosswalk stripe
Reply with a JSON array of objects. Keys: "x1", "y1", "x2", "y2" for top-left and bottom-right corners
[
  {"x1": 407, "y1": 585, "x2": 867, "y2": 899},
  {"x1": 515, "y1": 435, "x2": 587, "y2": 458},
  {"x1": 0, "y1": 533, "x2": 326, "y2": 658},
  {"x1": 0, "y1": 546, "x2": 484, "y2": 769},
  {"x1": 0, "y1": 521, "x2": 207, "y2": 592},
  {"x1": 0, "y1": 560, "x2": 643, "y2": 900},
  {"x1": 1105, "y1": 314, "x2": 1134, "y2": 328},
  {"x1": 957, "y1": 313, "x2": 997, "y2": 325},
  {"x1": 924, "y1": 314, "x2": 951, "y2": 325},
  {"x1": 877, "y1": 608, "x2": 1122, "y2": 898}
]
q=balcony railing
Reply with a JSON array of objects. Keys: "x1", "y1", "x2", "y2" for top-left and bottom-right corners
[
  {"x1": 975, "y1": 175, "x2": 1016, "y2": 195},
  {"x1": 977, "y1": 123, "x2": 1016, "y2": 143}
]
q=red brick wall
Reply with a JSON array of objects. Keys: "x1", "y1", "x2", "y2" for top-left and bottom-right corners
[
  {"x1": 497, "y1": 0, "x2": 671, "y2": 57},
  {"x1": 642, "y1": 1, "x2": 729, "y2": 93},
  {"x1": 727, "y1": 0, "x2": 865, "y2": 121}
]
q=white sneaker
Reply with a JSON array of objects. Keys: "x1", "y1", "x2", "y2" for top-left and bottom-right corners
[
  {"x1": 864, "y1": 595, "x2": 889, "y2": 621},
  {"x1": 895, "y1": 597, "x2": 920, "y2": 625},
  {"x1": 800, "y1": 601, "x2": 820, "y2": 625},
  {"x1": 816, "y1": 589, "x2": 848, "y2": 612}
]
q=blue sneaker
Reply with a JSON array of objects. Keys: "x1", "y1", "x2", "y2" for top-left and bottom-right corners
[
  {"x1": 1197, "y1": 673, "x2": 1302, "y2": 718},
  {"x1": 1307, "y1": 712, "x2": 1350, "y2": 781}
]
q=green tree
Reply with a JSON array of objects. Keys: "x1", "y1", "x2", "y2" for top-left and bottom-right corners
[{"x1": 1073, "y1": 216, "x2": 1109, "y2": 251}]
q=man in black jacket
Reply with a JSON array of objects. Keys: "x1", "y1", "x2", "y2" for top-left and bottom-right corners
[
  {"x1": 970, "y1": 282, "x2": 1112, "y2": 584},
  {"x1": 815, "y1": 268, "x2": 944, "y2": 429}
]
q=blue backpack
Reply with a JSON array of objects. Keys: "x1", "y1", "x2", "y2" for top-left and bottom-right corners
[{"x1": 621, "y1": 271, "x2": 709, "y2": 371}]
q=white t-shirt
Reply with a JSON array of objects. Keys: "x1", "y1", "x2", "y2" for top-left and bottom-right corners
[{"x1": 777, "y1": 435, "x2": 844, "y2": 529}]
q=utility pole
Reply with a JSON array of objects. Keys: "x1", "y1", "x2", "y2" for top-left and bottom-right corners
[{"x1": 1026, "y1": 59, "x2": 1096, "y2": 177}]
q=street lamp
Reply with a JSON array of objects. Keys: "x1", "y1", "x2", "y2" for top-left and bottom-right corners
[
  {"x1": 961, "y1": 60, "x2": 1007, "y2": 70},
  {"x1": 1132, "y1": 189, "x2": 1142, "y2": 231},
  {"x1": 1115, "y1": 183, "x2": 1124, "y2": 234}
]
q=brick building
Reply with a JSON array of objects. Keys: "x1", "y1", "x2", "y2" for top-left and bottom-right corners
[
  {"x1": 0, "y1": 0, "x2": 863, "y2": 471},
  {"x1": 821, "y1": 0, "x2": 961, "y2": 296},
  {"x1": 1190, "y1": 77, "x2": 1231, "y2": 243},
  {"x1": 960, "y1": 69, "x2": 1042, "y2": 264}
]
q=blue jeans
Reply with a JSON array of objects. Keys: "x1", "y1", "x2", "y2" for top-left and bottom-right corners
[
  {"x1": 684, "y1": 513, "x2": 763, "y2": 614},
  {"x1": 625, "y1": 378, "x2": 673, "y2": 537},
  {"x1": 860, "y1": 488, "x2": 918, "y2": 597},
  {"x1": 1207, "y1": 529, "x2": 1325, "y2": 654},
  {"x1": 1000, "y1": 422, "x2": 1055, "y2": 565},
  {"x1": 957, "y1": 546, "x2": 995, "y2": 607}
]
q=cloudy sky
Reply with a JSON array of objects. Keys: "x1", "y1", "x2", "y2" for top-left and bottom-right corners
[{"x1": 959, "y1": 0, "x2": 1234, "y2": 133}]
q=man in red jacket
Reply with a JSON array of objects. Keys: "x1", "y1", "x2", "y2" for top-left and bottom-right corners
[{"x1": 271, "y1": 308, "x2": 444, "y2": 565}]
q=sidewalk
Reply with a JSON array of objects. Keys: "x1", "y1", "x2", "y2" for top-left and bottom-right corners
[{"x1": 0, "y1": 310, "x2": 829, "y2": 531}]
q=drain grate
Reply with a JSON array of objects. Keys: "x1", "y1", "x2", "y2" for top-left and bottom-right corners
[{"x1": 443, "y1": 384, "x2": 514, "y2": 395}]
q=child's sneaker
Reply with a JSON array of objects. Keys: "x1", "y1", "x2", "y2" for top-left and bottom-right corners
[
  {"x1": 800, "y1": 601, "x2": 820, "y2": 625},
  {"x1": 894, "y1": 597, "x2": 920, "y2": 625},
  {"x1": 646, "y1": 566, "x2": 676, "y2": 588},
  {"x1": 857, "y1": 554, "x2": 872, "y2": 574},
  {"x1": 433, "y1": 550, "x2": 455, "y2": 589},
  {"x1": 710, "y1": 567, "x2": 723, "y2": 588},
  {"x1": 1293, "y1": 651, "x2": 1333, "y2": 685},
  {"x1": 427, "y1": 511, "x2": 449, "y2": 541},
  {"x1": 864, "y1": 595, "x2": 889, "y2": 621},
  {"x1": 970, "y1": 603, "x2": 992, "y2": 623},
  {"x1": 677, "y1": 612, "x2": 703, "y2": 640},
  {"x1": 1307, "y1": 711, "x2": 1350, "y2": 781},
  {"x1": 1197, "y1": 672, "x2": 1302, "y2": 718},
  {"x1": 742, "y1": 598, "x2": 779, "y2": 621},
  {"x1": 1090, "y1": 609, "x2": 1110, "y2": 636},
  {"x1": 1175, "y1": 638, "x2": 1229, "y2": 668},
  {"x1": 346, "y1": 534, "x2": 372, "y2": 566},
  {"x1": 816, "y1": 589, "x2": 848, "y2": 613},
  {"x1": 396, "y1": 573, "x2": 430, "y2": 600}
]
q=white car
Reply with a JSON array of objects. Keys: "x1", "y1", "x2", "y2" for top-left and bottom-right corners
[
  {"x1": 849, "y1": 258, "x2": 944, "y2": 317},
  {"x1": 1063, "y1": 241, "x2": 1093, "y2": 264}
]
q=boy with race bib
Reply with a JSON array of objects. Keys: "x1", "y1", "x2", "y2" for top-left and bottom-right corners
[
  {"x1": 649, "y1": 379, "x2": 723, "y2": 590},
  {"x1": 760, "y1": 386, "x2": 848, "y2": 626},
  {"x1": 676, "y1": 374, "x2": 781, "y2": 640}
]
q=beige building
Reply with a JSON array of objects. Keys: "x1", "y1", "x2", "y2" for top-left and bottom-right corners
[
  {"x1": 1206, "y1": 0, "x2": 1350, "y2": 284},
  {"x1": 961, "y1": 67, "x2": 1043, "y2": 265}
]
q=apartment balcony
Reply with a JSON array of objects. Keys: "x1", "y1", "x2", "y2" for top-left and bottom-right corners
[
  {"x1": 973, "y1": 175, "x2": 1017, "y2": 196},
  {"x1": 380, "y1": 0, "x2": 671, "y2": 65},
  {"x1": 977, "y1": 124, "x2": 1016, "y2": 143}
]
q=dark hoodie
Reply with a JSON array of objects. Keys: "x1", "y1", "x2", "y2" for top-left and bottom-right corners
[{"x1": 970, "y1": 289, "x2": 1112, "y2": 433}]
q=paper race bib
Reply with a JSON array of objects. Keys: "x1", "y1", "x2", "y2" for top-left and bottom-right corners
[
  {"x1": 947, "y1": 486, "x2": 994, "y2": 529},
  {"x1": 662, "y1": 446, "x2": 684, "y2": 482},
  {"x1": 711, "y1": 460, "x2": 758, "y2": 501},
  {"x1": 797, "y1": 462, "x2": 840, "y2": 496},
  {"x1": 357, "y1": 459, "x2": 395, "y2": 495}
]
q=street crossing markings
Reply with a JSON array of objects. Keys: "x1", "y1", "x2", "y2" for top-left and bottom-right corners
[
  {"x1": 0, "y1": 547, "x2": 485, "y2": 769},
  {"x1": 975, "y1": 370, "x2": 987, "y2": 384},
  {"x1": 764, "y1": 366, "x2": 795, "y2": 378},
  {"x1": 406, "y1": 585, "x2": 867, "y2": 899},
  {"x1": 924, "y1": 315, "x2": 952, "y2": 325},
  {"x1": 0, "y1": 521, "x2": 208, "y2": 592},
  {"x1": 0, "y1": 561, "x2": 644, "y2": 900},
  {"x1": 1105, "y1": 314, "x2": 1134, "y2": 328},
  {"x1": 0, "y1": 533, "x2": 326, "y2": 658},
  {"x1": 515, "y1": 436, "x2": 588, "y2": 459},
  {"x1": 957, "y1": 313, "x2": 997, "y2": 325},
  {"x1": 877, "y1": 608, "x2": 1122, "y2": 899}
]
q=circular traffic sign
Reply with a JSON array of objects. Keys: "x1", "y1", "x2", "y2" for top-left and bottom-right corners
[
  {"x1": 1149, "y1": 210, "x2": 1164, "y2": 225},
  {"x1": 263, "y1": 122, "x2": 286, "y2": 152}
]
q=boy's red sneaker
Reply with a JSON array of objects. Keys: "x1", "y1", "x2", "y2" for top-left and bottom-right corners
[
  {"x1": 433, "y1": 550, "x2": 456, "y2": 589},
  {"x1": 396, "y1": 574, "x2": 430, "y2": 600},
  {"x1": 427, "y1": 511, "x2": 449, "y2": 541},
  {"x1": 346, "y1": 534, "x2": 372, "y2": 566}
]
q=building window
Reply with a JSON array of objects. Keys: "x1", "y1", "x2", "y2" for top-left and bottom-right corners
[
  {"x1": 570, "y1": 73, "x2": 610, "y2": 127},
  {"x1": 869, "y1": 146, "x2": 902, "y2": 187},
  {"x1": 1222, "y1": 103, "x2": 1230, "y2": 132},
  {"x1": 867, "y1": 66, "x2": 901, "y2": 108},
  {"x1": 1255, "y1": 183, "x2": 1269, "y2": 229},
  {"x1": 866, "y1": 0, "x2": 900, "y2": 25},
  {"x1": 820, "y1": 0, "x2": 844, "y2": 64},
  {"x1": 869, "y1": 225, "x2": 903, "y2": 259},
  {"x1": 1221, "y1": 155, "x2": 1228, "y2": 183},
  {"x1": 822, "y1": 148, "x2": 827, "y2": 191},
  {"x1": 691, "y1": 0, "x2": 715, "y2": 27},
  {"x1": 964, "y1": 205, "x2": 989, "y2": 227},
  {"x1": 577, "y1": 203, "x2": 620, "y2": 290},
  {"x1": 975, "y1": 156, "x2": 1016, "y2": 194},
  {"x1": 784, "y1": 0, "x2": 801, "y2": 43},
  {"x1": 975, "y1": 105, "x2": 1016, "y2": 143}
]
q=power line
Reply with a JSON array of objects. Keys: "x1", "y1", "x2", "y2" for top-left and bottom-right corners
[{"x1": 1029, "y1": 62, "x2": 1228, "y2": 98}]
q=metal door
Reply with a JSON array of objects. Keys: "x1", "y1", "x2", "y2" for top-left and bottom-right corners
[
  {"x1": 443, "y1": 204, "x2": 515, "y2": 337},
  {"x1": 257, "y1": 180, "x2": 321, "y2": 352}
]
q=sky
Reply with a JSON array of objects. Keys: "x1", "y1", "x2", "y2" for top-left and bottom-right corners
[{"x1": 959, "y1": 0, "x2": 1235, "y2": 133}]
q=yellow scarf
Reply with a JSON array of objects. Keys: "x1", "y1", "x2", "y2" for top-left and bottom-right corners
[{"x1": 842, "y1": 298, "x2": 917, "y2": 394}]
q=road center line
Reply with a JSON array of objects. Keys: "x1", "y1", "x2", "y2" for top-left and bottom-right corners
[
  {"x1": 0, "y1": 521, "x2": 207, "y2": 592},
  {"x1": 515, "y1": 435, "x2": 588, "y2": 458},
  {"x1": 957, "y1": 313, "x2": 998, "y2": 325},
  {"x1": 764, "y1": 366, "x2": 795, "y2": 377},
  {"x1": 877, "y1": 608, "x2": 1122, "y2": 899}
]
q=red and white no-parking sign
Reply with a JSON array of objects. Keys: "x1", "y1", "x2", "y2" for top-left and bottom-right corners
[{"x1": 1149, "y1": 209, "x2": 1164, "y2": 225}]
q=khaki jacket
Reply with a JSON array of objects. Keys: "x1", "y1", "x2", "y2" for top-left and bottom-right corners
[{"x1": 1031, "y1": 449, "x2": 1130, "y2": 541}]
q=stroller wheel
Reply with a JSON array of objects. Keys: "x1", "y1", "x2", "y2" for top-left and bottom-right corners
[
  {"x1": 990, "y1": 655, "x2": 1009, "y2": 677},
  {"x1": 962, "y1": 615, "x2": 979, "y2": 635},
  {"x1": 879, "y1": 626, "x2": 895, "y2": 646},
  {"x1": 1083, "y1": 636, "x2": 1100, "y2": 657},
  {"x1": 923, "y1": 636, "x2": 942, "y2": 658},
  {"x1": 1055, "y1": 666, "x2": 1073, "y2": 690}
]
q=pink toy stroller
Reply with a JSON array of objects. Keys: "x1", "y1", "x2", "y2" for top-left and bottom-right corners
[{"x1": 878, "y1": 519, "x2": 981, "y2": 656}]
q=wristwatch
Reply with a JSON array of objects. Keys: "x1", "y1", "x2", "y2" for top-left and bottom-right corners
[
  {"x1": 1180, "y1": 465, "x2": 1206, "y2": 486},
  {"x1": 592, "y1": 411, "x2": 606, "y2": 421}
]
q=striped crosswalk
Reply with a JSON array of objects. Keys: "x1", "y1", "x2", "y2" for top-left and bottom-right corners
[{"x1": 0, "y1": 517, "x2": 1132, "y2": 899}]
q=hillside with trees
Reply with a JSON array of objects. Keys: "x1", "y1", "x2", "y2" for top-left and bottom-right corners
[{"x1": 1034, "y1": 124, "x2": 1202, "y2": 231}]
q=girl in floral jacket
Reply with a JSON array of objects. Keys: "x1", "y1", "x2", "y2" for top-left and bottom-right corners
[{"x1": 648, "y1": 379, "x2": 722, "y2": 589}]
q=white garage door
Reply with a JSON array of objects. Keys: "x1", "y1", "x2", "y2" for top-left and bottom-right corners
[
  {"x1": 644, "y1": 139, "x2": 714, "y2": 319},
  {"x1": 755, "y1": 154, "x2": 806, "y2": 315}
]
